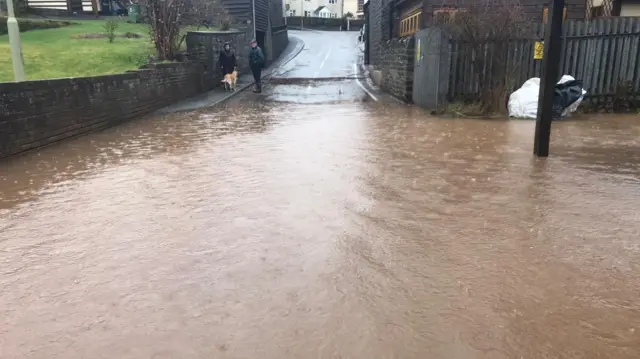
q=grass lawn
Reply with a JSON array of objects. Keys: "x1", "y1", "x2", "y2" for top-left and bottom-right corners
[{"x1": 0, "y1": 20, "x2": 154, "y2": 82}]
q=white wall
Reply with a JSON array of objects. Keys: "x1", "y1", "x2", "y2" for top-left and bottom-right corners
[
  {"x1": 317, "y1": 7, "x2": 331, "y2": 17},
  {"x1": 285, "y1": 0, "x2": 318, "y2": 17},
  {"x1": 343, "y1": 0, "x2": 357, "y2": 16},
  {"x1": 26, "y1": 0, "x2": 100, "y2": 12},
  {"x1": 324, "y1": 0, "x2": 343, "y2": 17},
  {"x1": 621, "y1": 3, "x2": 640, "y2": 16},
  {"x1": 27, "y1": 0, "x2": 67, "y2": 10},
  {"x1": 285, "y1": 0, "x2": 343, "y2": 18}
]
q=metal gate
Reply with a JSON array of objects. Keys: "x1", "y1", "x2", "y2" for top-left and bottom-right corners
[{"x1": 412, "y1": 28, "x2": 450, "y2": 111}]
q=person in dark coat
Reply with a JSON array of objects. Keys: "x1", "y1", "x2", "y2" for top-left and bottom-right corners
[
  {"x1": 248, "y1": 39, "x2": 265, "y2": 93},
  {"x1": 219, "y1": 42, "x2": 237, "y2": 76}
]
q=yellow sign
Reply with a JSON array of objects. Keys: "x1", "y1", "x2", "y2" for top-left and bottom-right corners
[
  {"x1": 534, "y1": 41, "x2": 544, "y2": 60},
  {"x1": 416, "y1": 39, "x2": 421, "y2": 62}
]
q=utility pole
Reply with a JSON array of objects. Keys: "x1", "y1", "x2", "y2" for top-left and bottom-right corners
[
  {"x1": 6, "y1": 0, "x2": 26, "y2": 82},
  {"x1": 301, "y1": 0, "x2": 304, "y2": 30},
  {"x1": 533, "y1": 0, "x2": 564, "y2": 157}
]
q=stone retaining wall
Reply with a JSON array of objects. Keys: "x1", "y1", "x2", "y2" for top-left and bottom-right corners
[
  {"x1": 365, "y1": 0, "x2": 416, "y2": 102},
  {"x1": 271, "y1": 28, "x2": 289, "y2": 64},
  {"x1": 0, "y1": 28, "x2": 272, "y2": 159},
  {"x1": 0, "y1": 62, "x2": 213, "y2": 160},
  {"x1": 373, "y1": 36, "x2": 415, "y2": 102}
]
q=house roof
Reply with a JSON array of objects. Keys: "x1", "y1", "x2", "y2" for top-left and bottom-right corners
[{"x1": 314, "y1": 6, "x2": 328, "y2": 13}]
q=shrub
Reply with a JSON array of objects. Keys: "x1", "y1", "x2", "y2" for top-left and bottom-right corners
[
  {"x1": 219, "y1": 15, "x2": 231, "y2": 31},
  {"x1": 103, "y1": 19, "x2": 119, "y2": 43}
]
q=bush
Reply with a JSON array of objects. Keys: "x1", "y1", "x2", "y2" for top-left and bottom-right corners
[
  {"x1": 143, "y1": 0, "x2": 232, "y2": 60},
  {"x1": 0, "y1": 17, "x2": 73, "y2": 35},
  {"x1": 104, "y1": 19, "x2": 118, "y2": 43},
  {"x1": 219, "y1": 15, "x2": 231, "y2": 31}
]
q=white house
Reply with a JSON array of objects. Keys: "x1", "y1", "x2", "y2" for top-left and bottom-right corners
[
  {"x1": 313, "y1": 6, "x2": 332, "y2": 17},
  {"x1": 284, "y1": 0, "x2": 343, "y2": 18}
]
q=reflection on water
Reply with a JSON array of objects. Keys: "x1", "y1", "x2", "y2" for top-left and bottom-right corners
[{"x1": 1, "y1": 87, "x2": 639, "y2": 359}]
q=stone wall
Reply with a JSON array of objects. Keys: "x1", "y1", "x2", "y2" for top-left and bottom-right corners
[
  {"x1": 1, "y1": 27, "x2": 288, "y2": 159},
  {"x1": 374, "y1": 36, "x2": 415, "y2": 102},
  {"x1": 186, "y1": 28, "x2": 253, "y2": 74},
  {"x1": 367, "y1": 0, "x2": 393, "y2": 67},
  {"x1": 187, "y1": 26, "x2": 288, "y2": 70},
  {"x1": 366, "y1": 0, "x2": 414, "y2": 102},
  {"x1": 271, "y1": 28, "x2": 289, "y2": 63},
  {"x1": 0, "y1": 62, "x2": 214, "y2": 159}
]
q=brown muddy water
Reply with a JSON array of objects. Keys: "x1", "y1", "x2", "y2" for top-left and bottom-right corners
[{"x1": 1, "y1": 84, "x2": 640, "y2": 358}]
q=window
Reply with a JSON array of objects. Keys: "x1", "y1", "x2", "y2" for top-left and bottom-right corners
[
  {"x1": 304, "y1": 10, "x2": 311, "y2": 16},
  {"x1": 331, "y1": 13, "x2": 337, "y2": 18},
  {"x1": 542, "y1": 7, "x2": 567, "y2": 23},
  {"x1": 329, "y1": 0, "x2": 336, "y2": 3},
  {"x1": 400, "y1": 10, "x2": 421, "y2": 37},
  {"x1": 289, "y1": 10, "x2": 296, "y2": 16}
]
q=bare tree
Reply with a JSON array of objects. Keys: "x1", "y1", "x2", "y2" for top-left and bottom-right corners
[
  {"x1": 142, "y1": 0, "x2": 231, "y2": 61},
  {"x1": 441, "y1": 0, "x2": 532, "y2": 114}
]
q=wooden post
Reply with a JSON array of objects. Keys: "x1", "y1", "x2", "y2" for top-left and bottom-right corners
[{"x1": 533, "y1": 0, "x2": 565, "y2": 157}]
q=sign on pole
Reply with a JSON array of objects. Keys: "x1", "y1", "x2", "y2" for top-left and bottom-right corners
[{"x1": 534, "y1": 41, "x2": 544, "y2": 60}]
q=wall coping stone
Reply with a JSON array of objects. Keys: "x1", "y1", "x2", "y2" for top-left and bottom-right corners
[
  {"x1": 0, "y1": 62, "x2": 191, "y2": 92},
  {"x1": 187, "y1": 30, "x2": 245, "y2": 35}
]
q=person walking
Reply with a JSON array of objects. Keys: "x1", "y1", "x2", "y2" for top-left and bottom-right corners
[
  {"x1": 249, "y1": 39, "x2": 265, "y2": 93},
  {"x1": 219, "y1": 42, "x2": 237, "y2": 77}
]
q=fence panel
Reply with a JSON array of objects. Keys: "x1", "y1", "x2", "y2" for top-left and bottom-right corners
[{"x1": 439, "y1": 17, "x2": 640, "y2": 110}]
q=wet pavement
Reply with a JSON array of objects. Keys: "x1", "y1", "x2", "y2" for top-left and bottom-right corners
[{"x1": 2, "y1": 31, "x2": 640, "y2": 359}]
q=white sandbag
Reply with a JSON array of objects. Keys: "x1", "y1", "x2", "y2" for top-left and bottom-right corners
[
  {"x1": 507, "y1": 77, "x2": 540, "y2": 119},
  {"x1": 507, "y1": 75, "x2": 587, "y2": 119}
]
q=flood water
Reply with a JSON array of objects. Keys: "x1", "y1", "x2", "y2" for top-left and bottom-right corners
[
  {"x1": 2, "y1": 31, "x2": 640, "y2": 358},
  {"x1": 2, "y1": 85, "x2": 639, "y2": 358}
]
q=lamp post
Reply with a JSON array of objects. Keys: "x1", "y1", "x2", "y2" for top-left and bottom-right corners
[{"x1": 5, "y1": 0, "x2": 26, "y2": 82}]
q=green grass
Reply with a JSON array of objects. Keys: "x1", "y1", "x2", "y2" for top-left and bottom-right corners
[{"x1": 0, "y1": 20, "x2": 154, "y2": 82}]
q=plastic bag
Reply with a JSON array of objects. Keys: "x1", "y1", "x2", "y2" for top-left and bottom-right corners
[
  {"x1": 556, "y1": 75, "x2": 586, "y2": 118},
  {"x1": 552, "y1": 79, "x2": 584, "y2": 120}
]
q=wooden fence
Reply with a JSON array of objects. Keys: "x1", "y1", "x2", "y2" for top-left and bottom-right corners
[
  {"x1": 444, "y1": 17, "x2": 640, "y2": 111},
  {"x1": 286, "y1": 16, "x2": 364, "y2": 31}
]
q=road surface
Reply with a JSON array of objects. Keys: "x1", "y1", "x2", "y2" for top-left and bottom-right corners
[{"x1": 1, "y1": 30, "x2": 640, "y2": 359}]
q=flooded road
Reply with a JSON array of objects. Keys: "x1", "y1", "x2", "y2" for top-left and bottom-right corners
[{"x1": 2, "y1": 31, "x2": 640, "y2": 358}]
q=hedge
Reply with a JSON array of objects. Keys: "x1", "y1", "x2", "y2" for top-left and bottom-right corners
[{"x1": 0, "y1": 17, "x2": 73, "y2": 35}]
